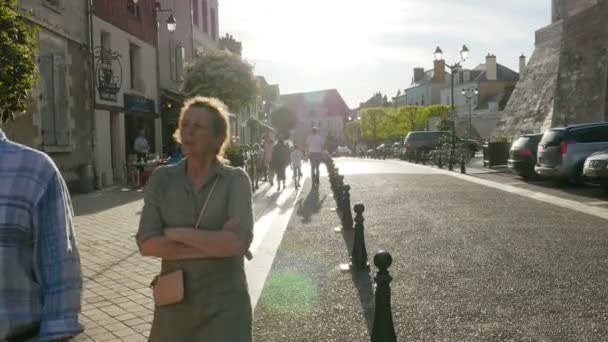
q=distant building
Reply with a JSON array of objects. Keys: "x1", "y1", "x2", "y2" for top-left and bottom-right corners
[
  {"x1": 394, "y1": 59, "x2": 451, "y2": 106},
  {"x1": 219, "y1": 34, "x2": 243, "y2": 56},
  {"x1": 279, "y1": 89, "x2": 350, "y2": 148}
]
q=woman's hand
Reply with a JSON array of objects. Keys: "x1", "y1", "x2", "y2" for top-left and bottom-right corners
[
  {"x1": 164, "y1": 227, "x2": 196, "y2": 241},
  {"x1": 162, "y1": 218, "x2": 252, "y2": 258}
]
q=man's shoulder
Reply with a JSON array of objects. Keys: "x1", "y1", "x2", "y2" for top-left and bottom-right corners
[{"x1": 1, "y1": 140, "x2": 59, "y2": 178}]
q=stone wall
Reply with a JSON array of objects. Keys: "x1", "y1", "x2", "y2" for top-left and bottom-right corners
[
  {"x1": 496, "y1": 0, "x2": 608, "y2": 137},
  {"x1": 495, "y1": 33, "x2": 561, "y2": 136},
  {"x1": 554, "y1": 1, "x2": 608, "y2": 125}
]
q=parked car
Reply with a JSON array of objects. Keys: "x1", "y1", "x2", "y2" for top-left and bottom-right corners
[
  {"x1": 403, "y1": 131, "x2": 450, "y2": 160},
  {"x1": 366, "y1": 148, "x2": 376, "y2": 158},
  {"x1": 336, "y1": 146, "x2": 352, "y2": 157},
  {"x1": 403, "y1": 131, "x2": 479, "y2": 160},
  {"x1": 508, "y1": 133, "x2": 543, "y2": 180},
  {"x1": 535, "y1": 122, "x2": 608, "y2": 184},
  {"x1": 375, "y1": 143, "x2": 393, "y2": 157},
  {"x1": 583, "y1": 149, "x2": 608, "y2": 189},
  {"x1": 392, "y1": 142, "x2": 402, "y2": 157}
]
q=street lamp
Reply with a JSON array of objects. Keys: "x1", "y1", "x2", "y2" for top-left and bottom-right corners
[
  {"x1": 434, "y1": 44, "x2": 469, "y2": 170},
  {"x1": 155, "y1": 1, "x2": 177, "y2": 33},
  {"x1": 461, "y1": 88, "x2": 478, "y2": 139}
]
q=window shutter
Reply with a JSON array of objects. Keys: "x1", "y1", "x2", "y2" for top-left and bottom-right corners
[
  {"x1": 53, "y1": 54, "x2": 70, "y2": 145},
  {"x1": 39, "y1": 55, "x2": 56, "y2": 146},
  {"x1": 169, "y1": 41, "x2": 176, "y2": 81},
  {"x1": 177, "y1": 46, "x2": 184, "y2": 79}
]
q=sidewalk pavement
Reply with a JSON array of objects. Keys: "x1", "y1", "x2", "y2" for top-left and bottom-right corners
[
  {"x1": 253, "y1": 168, "x2": 608, "y2": 341},
  {"x1": 71, "y1": 178, "x2": 277, "y2": 342}
]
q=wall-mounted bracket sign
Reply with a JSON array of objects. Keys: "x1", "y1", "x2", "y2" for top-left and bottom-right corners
[{"x1": 94, "y1": 46, "x2": 122, "y2": 102}]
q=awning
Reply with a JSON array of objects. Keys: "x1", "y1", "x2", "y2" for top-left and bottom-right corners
[
  {"x1": 161, "y1": 89, "x2": 185, "y2": 103},
  {"x1": 247, "y1": 117, "x2": 275, "y2": 131}
]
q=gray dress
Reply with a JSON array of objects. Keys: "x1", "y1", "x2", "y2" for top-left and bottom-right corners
[{"x1": 137, "y1": 159, "x2": 254, "y2": 342}]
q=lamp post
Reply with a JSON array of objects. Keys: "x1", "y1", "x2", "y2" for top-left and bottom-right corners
[
  {"x1": 155, "y1": 1, "x2": 177, "y2": 33},
  {"x1": 434, "y1": 45, "x2": 469, "y2": 169},
  {"x1": 461, "y1": 88, "x2": 478, "y2": 139},
  {"x1": 154, "y1": 1, "x2": 176, "y2": 154}
]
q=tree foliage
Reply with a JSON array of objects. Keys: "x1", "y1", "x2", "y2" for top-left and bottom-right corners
[
  {"x1": 360, "y1": 108, "x2": 384, "y2": 143},
  {"x1": 344, "y1": 120, "x2": 360, "y2": 146},
  {"x1": 182, "y1": 49, "x2": 257, "y2": 114},
  {"x1": 270, "y1": 106, "x2": 297, "y2": 138},
  {"x1": 0, "y1": 0, "x2": 38, "y2": 123},
  {"x1": 359, "y1": 105, "x2": 450, "y2": 142}
]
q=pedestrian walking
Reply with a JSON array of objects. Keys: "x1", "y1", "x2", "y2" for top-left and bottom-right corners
[
  {"x1": 272, "y1": 136, "x2": 290, "y2": 191},
  {"x1": 136, "y1": 96, "x2": 254, "y2": 342},
  {"x1": 290, "y1": 144, "x2": 304, "y2": 188},
  {"x1": 263, "y1": 137, "x2": 274, "y2": 186},
  {"x1": 0, "y1": 127, "x2": 83, "y2": 341},
  {"x1": 306, "y1": 127, "x2": 325, "y2": 187}
]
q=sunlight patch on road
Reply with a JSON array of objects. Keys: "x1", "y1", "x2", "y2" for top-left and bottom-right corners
[{"x1": 258, "y1": 271, "x2": 318, "y2": 316}]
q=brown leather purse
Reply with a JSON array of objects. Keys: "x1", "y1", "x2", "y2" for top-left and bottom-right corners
[{"x1": 150, "y1": 178, "x2": 219, "y2": 306}]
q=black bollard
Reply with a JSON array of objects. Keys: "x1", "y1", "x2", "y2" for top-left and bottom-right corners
[
  {"x1": 331, "y1": 167, "x2": 339, "y2": 186},
  {"x1": 448, "y1": 150, "x2": 454, "y2": 171},
  {"x1": 460, "y1": 154, "x2": 466, "y2": 174},
  {"x1": 370, "y1": 251, "x2": 397, "y2": 342},
  {"x1": 438, "y1": 153, "x2": 443, "y2": 169},
  {"x1": 336, "y1": 175, "x2": 345, "y2": 210},
  {"x1": 422, "y1": 151, "x2": 426, "y2": 165},
  {"x1": 351, "y1": 204, "x2": 369, "y2": 270},
  {"x1": 341, "y1": 184, "x2": 353, "y2": 230}
]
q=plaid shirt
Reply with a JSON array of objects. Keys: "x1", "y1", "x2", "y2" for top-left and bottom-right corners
[{"x1": 0, "y1": 129, "x2": 82, "y2": 341}]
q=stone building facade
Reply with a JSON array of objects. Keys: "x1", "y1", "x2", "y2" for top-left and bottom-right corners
[
  {"x1": 92, "y1": 0, "x2": 160, "y2": 187},
  {"x1": 4, "y1": 0, "x2": 94, "y2": 191},
  {"x1": 496, "y1": 0, "x2": 608, "y2": 137}
]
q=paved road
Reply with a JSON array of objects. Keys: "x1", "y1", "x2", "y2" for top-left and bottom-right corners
[{"x1": 254, "y1": 157, "x2": 608, "y2": 341}]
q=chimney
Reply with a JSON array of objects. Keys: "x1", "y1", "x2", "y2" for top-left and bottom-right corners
[
  {"x1": 486, "y1": 53, "x2": 497, "y2": 80},
  {"x1": 413, "y1": 68, "x2": 425, "y2": 83},
  {"x1": 433, "y1": 59, "x2": 445, "y2": 83},
  {"x1": 519, "y1": 54, "x2": 526, "y2": 78}
]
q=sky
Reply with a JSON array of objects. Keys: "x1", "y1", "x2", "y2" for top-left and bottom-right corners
[{"x1": 220, "y1": 0, "x2": 550, "y2": 108}]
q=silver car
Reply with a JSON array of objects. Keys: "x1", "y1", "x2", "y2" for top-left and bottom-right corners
[
  {"x1": 583, "y1": 149, "x2": 608, "y2": 189},
  {"x1": 535, "y1": 122, "x2": 608, "y2": 183}
]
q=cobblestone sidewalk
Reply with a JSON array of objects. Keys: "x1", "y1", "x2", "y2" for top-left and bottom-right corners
[
  {"x1": 72, "y1": 189, "x2": 154, "y2": 342},
  {"x1": 71, "y1": 179, "x2": 275, "y2": 341}
]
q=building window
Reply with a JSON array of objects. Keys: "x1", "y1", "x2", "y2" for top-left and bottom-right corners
[
  {"x1": 129, "y1": 43, "x2": 142, "y2": 90},
  {"x1": 100, "y1": 31, "x2": 111, "y2": 50},
  {"x1": 127, "y1": 0, "x2": 140, "y2": 19},
  {"x1": 44, "y1": 0, "x2": 61, "y2": 10},
  {"x1": 210, "y1": 8, "x2": 217, "y2": 40},
  {"x1": 169, "y1": 40, "x2": 185, "y2": 82},
  {"x1": 40, "y1": 54, "x2": 70, "y2": 146},
  {"x1": 193, "y1": 0, "x2": 199, "y2": 27},
  {"x1": 202, "y1": 0, "x2": 209, "y2": 33}
]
